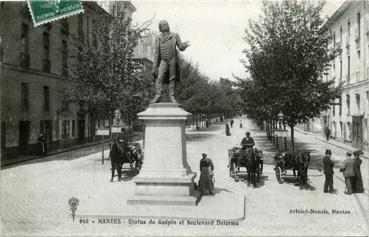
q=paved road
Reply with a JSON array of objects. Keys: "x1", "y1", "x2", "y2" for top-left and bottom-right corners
[{"x1": 1, "y1": 117, "x2": 368, "y2": 236}]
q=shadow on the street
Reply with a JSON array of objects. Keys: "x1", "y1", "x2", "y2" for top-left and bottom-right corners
[
  {"x1": 186, "y1": 133, "x2": 215, "y2": 142},
  {"x1": 279, "y1": 176, "x2": 317, "y2": 191},
  {"x1": 2, "y1": 145, "x2": 110, "y2": 169},
  {"x1": 120, "y1": 169, "x2": 139, "y2": 181},
  {"x1": 299, "y1": 183, "x2": 316, "y2": 191},
  {"x1": 213, "y1": 187, "x2": 232, "y2": 194},
  {"x1": 232, "y1": 173, "x2": 268, "y2": 188},
  {"x1": 187, "y1": 125, "x2": 224, "y2": 132}
]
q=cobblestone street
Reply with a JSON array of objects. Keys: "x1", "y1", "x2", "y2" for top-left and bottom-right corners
[{"x1": 1, "y1": 117, "x2": 368, "y2": 236}]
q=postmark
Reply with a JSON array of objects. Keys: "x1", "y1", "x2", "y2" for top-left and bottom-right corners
[{"x1": 27, "y1": 0, "x2": 84, "y2": 27}]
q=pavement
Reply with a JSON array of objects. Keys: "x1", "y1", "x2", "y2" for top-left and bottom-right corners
[{"x1": 1, "y1": 117, "x2": 368, "y2": 236}]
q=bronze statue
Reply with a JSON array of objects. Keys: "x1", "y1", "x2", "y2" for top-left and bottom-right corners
[{"x1": 151, "y1": 20, "x2": 190, "y2": 103}]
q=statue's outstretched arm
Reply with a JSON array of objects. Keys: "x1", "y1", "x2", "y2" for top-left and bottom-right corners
[{"x1": 176, "y1": 33, "x2": 190, "y2": 51}]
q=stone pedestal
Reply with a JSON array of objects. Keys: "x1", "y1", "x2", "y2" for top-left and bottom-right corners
[{"x1": 127, "y1": 103, "x2": 197, "y2": 206}]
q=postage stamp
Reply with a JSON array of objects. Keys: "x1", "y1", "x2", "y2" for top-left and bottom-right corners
[{"x1": 27, "y1": 0, "x2": 84, "y2": 27}]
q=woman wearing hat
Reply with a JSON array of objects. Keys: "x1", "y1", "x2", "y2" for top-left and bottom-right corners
[
  {"x1": 198, "y1": 153, "x2": 215, "y2": 194},
  {"x1": 323, "y1": 149, "x2": 335, "y2": 193},
  {"x1": 353, "y1": 150, "x2": 364, "y2": 193}
]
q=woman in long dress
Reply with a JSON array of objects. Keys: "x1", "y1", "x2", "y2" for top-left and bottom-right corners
[
  {"x1": 198, "y1": 153, "x2": 214, "y2": 194},
  {"x1": 353, "y1": 150, "x2": 364, "y2": 193}
]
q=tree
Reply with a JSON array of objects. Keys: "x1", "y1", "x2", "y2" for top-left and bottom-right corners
[
  {"x1": 63, "y1": 10, "x2": 152, "y2": 139},
  {"x1": 242, "y1": 0, "x2": 340, "y2": 150}
]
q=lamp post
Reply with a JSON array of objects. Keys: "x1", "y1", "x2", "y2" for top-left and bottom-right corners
[{"x1": 277, "y1": 111, "x2": 284, "y2": 130}]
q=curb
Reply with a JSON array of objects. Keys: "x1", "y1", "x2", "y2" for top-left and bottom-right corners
[{"x1": 1, "y1": 141, "x2": 109, "y2": 168}]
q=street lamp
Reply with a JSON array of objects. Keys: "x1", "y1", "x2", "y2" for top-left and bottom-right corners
[
  {"x1": 277, "y1": 111, "x2": 284, "y2": 130},
  {"x1": 114, "y1": 109, "x2": 121, "y2": 124}
]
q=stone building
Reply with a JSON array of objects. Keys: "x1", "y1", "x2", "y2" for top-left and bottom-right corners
[
  {"x1": 0, "y1": 1, "x2": 136, "y2": 159},
  {"x1": 322, "y1": 0, "x2": 369, "y2": 150}
]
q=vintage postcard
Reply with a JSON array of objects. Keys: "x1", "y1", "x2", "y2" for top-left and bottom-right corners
[
  {"x1": 27, "y1": 0, "x2": 84, "y2": 27},
  {"x1": 0, "y1": 0, "x2": 368, "y2": 236}
]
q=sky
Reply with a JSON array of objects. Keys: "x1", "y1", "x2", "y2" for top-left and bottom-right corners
[{"x1": 131, "y1": 0, "x2": 345, "y2": 81}]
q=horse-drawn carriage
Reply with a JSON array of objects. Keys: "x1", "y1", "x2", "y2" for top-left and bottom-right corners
[
  {"x1": 113, "y1": 140, "x2": 143, "y2": 172},
  {"x1": 228, "y1": 146, "x2": 263, "y2": 187},
  {"x1": 274, "y1": 150, "x2": 310, "y2": 185}
]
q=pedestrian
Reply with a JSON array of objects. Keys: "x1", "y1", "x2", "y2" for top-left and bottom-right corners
[
  {"x1": 110, "y1": 139, "x2": 122, "y2": 182},
  {"x1": 323, "y1": 149, "x2": 335, "y2": 193},
  {"x1": 352, "y1": 150, "x2": 364, "y2": 193},
  {"x1": 225, "y1": 123, "x2": 230, "y2": 136},
  {"x1": 324, "y1": 127, "x2": 331, "y2": 141},
  {"x1": 230, "y1": 119, "x2": 234, "y2": 128},
  {"x1": 340, "y1": 152, "x2": 355, "y2": 194},
  {"x1": 239, "y1": 120, "x2": 243, "y2": 128},
  {"x1": 198, "y1": 153, "x2": 214, "y2": 194},
  {"x1": 37, "y1": 132, "x2": 47, "y2": 155}
]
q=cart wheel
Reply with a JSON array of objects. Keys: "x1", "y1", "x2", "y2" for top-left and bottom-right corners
[{"x1": 275, "y1": 167, "x2": 282, "y2": 183}]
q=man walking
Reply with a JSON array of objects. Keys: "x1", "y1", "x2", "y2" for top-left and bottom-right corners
[
  {"x1": 323, "y1": 149, "x2": 335, "y2": 193},
  {"x1": 324, "y1": 127, "x2": 331, "y2": 141},
  {"x1": 340, "y1": 152, "x2": 355, "y2": 194},
  {"x1": 37, "y1": 132, "x2": 47, "y2": 155}
]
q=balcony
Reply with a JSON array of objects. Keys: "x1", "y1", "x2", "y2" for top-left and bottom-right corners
[
  {"x1": 20, "y1": 53, "x2": 30, "y2": 68},
  {"x1": 42, "y1": 59, "x2": 50, "y2": 73}
]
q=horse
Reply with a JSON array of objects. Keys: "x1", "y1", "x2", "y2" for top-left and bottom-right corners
[
  {"x1": 275, "y1": 150, "x2": 310, "y2": 185},
  {"x1": 296, "y1": 150, "x2": 310, "y2": 185},
  {"x1": 243, "y1": 147, "x2": 257, "y2": 187}
]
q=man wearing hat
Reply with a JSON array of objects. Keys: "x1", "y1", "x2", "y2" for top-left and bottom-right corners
[
  {"x1": 353, "y1": 150, "x2": 364, "y2": 193},
  {"x1": 340, "y1": 152, "x2": 355, "y2": 194},
  {"x1": 241, "y1": 132, "x2": 255, "y2": 149},
  {"x1": 323, "y1": 149, "x2": 335, "y2": 193}
]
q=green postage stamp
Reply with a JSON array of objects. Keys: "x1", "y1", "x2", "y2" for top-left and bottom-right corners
[{"x1": 27, "y1": 0, "x2": 84, "y2": 27}]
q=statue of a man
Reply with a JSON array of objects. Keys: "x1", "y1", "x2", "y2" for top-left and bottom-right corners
[{"x1": 151, "y1": 20, "x2": 190, "y2": 103}]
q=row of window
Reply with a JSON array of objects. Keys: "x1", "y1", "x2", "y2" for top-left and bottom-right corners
[
  {"x1": 332, "y1": 91, "x2": 369, "y2": 117},
  {"x1": 20, "y1": 82, "x2": 68, "y2": 112},
  {"x1": 331, "y1": 121, "x2": 352, "y2": 141},
  {"x1": 19, "y1": 12, "x2": 97, "y2": 74},
  {"x1": 332, "y1": 12, "x2": 363, "y2": 46}
]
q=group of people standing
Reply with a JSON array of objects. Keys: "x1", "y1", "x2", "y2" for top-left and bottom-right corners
[{"x1": 323, "y1": 149, "x2": 364, "y2": 194}]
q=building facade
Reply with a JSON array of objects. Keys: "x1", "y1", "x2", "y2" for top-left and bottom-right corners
[
  {"x1": 0, "y1": 1, "x2": 136, "y2": 159},
  {"x1": 323, "y1": 0, "x2": 369, "y2": 150}
]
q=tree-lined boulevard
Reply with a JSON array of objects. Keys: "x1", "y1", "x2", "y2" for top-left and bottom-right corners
[{"x1": 1, "y1": 117, "x2": 368, "y2": 236}]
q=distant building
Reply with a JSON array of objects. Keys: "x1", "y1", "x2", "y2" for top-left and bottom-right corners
[
  {"x1": 303, "y1": 0, "x2": 368, "y2": 150},
  {"x1": 0, "y1": 1, "x2": 136, "y2": 159}
]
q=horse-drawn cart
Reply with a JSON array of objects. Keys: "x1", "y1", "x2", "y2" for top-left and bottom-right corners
[
  {"x1": 115, "y1": 140, "x2": 143, "y2": 172},
  {"x1": 273, "y1": 150, "x2": 310, "y2": 185},
  {"x1": 228, "y1": 147, "x2": 263, "y2": 186}
]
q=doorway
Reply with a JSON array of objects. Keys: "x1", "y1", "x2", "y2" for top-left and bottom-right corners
[
  {"x1": 78, "y1": 120, "x2": 85, "y2": 141},
  {"x1": 19, "y1": 121, "x2": 30, "y2": 152}
]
